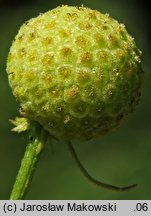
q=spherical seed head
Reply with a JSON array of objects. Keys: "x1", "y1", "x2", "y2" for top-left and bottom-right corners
[{"x1": 7, "y1": 5, "x2": 143, "y2": 140}]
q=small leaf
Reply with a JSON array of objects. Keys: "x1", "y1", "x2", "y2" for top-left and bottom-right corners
[{"x1": 10, "y1": 117, "x2": 31, "y2": 133}]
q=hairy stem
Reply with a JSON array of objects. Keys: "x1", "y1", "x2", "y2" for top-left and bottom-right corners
[{"x1": 10, "y1": 125, "x2": 48, "y2": 200}]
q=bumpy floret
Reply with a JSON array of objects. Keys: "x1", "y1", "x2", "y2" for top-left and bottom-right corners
[{"x1": 7, "y1": 5, "x2": 143, "y2": 140}]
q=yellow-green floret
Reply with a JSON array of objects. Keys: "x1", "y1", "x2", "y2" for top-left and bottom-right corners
[{"x1": 7, "y1": 5, "x2": 143, "y2": 140}]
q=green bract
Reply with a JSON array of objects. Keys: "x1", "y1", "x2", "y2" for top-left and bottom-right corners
[{"x1": 7, "y1": 5, "x2": 143, "y2": 140}]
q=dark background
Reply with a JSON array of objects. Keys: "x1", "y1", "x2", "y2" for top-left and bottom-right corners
[{"x1": 0, "y1": 0, "x2": 150, "y2": 199}]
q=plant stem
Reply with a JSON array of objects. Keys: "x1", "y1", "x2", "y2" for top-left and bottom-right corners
[
  {"x1": 10, "y1": 125, "x2": 48, "y2": 200},
  {"x1": 67, "y1": 141, "x2": 137, "y2": 191}
]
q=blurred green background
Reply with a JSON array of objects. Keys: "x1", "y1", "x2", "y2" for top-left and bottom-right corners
[{"x1": 0, "y1": 0, "x2": 150, "y2": 200}]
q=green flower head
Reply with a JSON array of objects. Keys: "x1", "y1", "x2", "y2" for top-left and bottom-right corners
[{"x1": 7, "y1": 5, "x2": 143, "y2": 140}]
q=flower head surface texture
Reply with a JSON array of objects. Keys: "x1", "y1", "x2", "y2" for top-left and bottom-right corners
[{"x1": 7, "y1": 5, "x2": 143, "y2": 140}]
